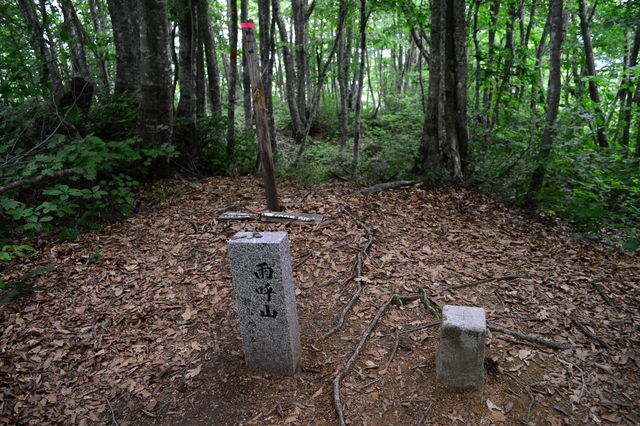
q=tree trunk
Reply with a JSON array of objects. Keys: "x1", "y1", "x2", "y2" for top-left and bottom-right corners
[
  {"x1": 242, "y1": 23, "x2": 280, "y2": 211},
  {"x1": 258, "y1": 0, "x2": 277, "y2": 156},
  {"x1": 352, "y1": 0, "x2": 369, "y2": 169},
  {"x1": 60, "y1": 0, "x2": 92, "y2": 84},
  {"x1": 176, "y1": 0, "x2": 197, "y2": 120},
  {"x1": 418, "y1": 0, "x2": 469, "y2": 182},
  {"x1": 273, "y1": 0, "x2": 304, "y2": 141},
  {"x1": 337, "y1": 9, "x2": 350, "y2": 150},
  {"x1": 137, "y1": 0, "x2": 173, "y2": 171},
  {"x1": 87, "y1": 0, "x2": 111, "y2": 92},
  {"x1": 241, "y1": 0, "x2": 253, "y2": 136},
  {"x1": 618, "y1": 25, "x2": 639, "y2": 149},
  {"x1": 226, "y1": 0, "x2": 239, "y2": 156},
  {"x1": 530, "y1": 13, "x2": 549, "y2": 109},
  {"x1": 481, "y1": 0, "x2": 500, "y2": 119},
  {"x1": 292, "y1": 0, "x2": 310, "y2": 130},
  {"x1": 17, "y1": 0, "x2": 62, "y2": 94},
  {"x1": 525, "y1": 0, "x2": 564, "y2": 207},
  {"x1": 107, "y1": 0, "x2": 140, "y2": 94},
  {"x1": 491, "y1": 3, "x2": 517, "y2": 128},
  {"x1": 198, "y1": 0, "x2": 222, "y2": 116},
  {"x1": 577, "y1": 0, "x2": 608, "y2": 148}
]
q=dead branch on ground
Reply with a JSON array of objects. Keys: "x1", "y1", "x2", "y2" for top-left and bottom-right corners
[
  {"x1": 333, "y1": 296, "x2": 393, "y2": 426},
  {"x1": 356, "y1": 180, "x2": 415, "y2": 195},
  {"x1": 559, "y1": 358, "x2": 586, "y2": 403},
  {"x1": 505, "y1": 372, "x2": 535, "y2": 424},
  {"x1": 587, "y1": 280, "x2": 618, "y2": 309},
  {"x1": 446, "y1": 275, "x2": 529, "y2": 292},
  {"x1": 385, "y1": 329, "x2": 400, "y2": 369},
  {"x1": 571, "y1": 319, "x2": 612, "y2": 350},
  {"x1": 0, "y1": 168, "x2": 76, "y2": 195},
  {"x1": 488, "y1": 324, "x2": 573, "y2": 350}
]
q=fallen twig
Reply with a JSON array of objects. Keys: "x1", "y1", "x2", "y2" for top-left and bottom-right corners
[
  {"x1": 356, "y1": 180, "x2": 415, "y2": 195},
  {"x1": 416, "y1": 402, "x2": 433, "y2": 426},
  {"x1": 399, "y1": 321, "x2": 441, "y2": 335},
  {"x1": 385, "y1": 329, "x2": 400, "y2": 370},
  {"x1": 318, "y1": 277, "x2": 339, "y2": 287},
  {"x1": 559, "y1": 358, "x2": 586, "y2": 403},
  {"x1": 505, "y1": 372, "x2": 535, "y2": 425},
  {"x1": 587, "y1": 280, "x2": 617, "y2": 309},
  {"x1": 333, "y1": 296, "x2": 393, "y2": 426},
  {"x1": 106, "y1": 398, "x2": 119, "y2": 426},
  {"x1": 488, "y1": 324, "x2": 573, "y2": 351},
  {"x1": 495, "y1": 335, "x2": 540, "y2": 348},
  {"x1": 0, "y1": 168, "x2": 76, "y2": 195},
  {"x1": 572, "y1": 319, "x2": 612, "y2": 350},
  {"x1": 293, "y1": 252, "x2": 312, "y2": 270},
  {"x1": 447, "y1": 275, "x2": 529, "y2": 292}
]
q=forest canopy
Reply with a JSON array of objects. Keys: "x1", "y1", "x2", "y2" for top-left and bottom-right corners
[{"x1": 1, "y1": 0, "x2": 639, "y2": 264}]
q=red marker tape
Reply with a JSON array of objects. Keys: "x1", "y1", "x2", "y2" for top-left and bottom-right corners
[
  {"x1": 230, "y1": 51, "x2": 237, "y2": 58},
  {"x1": 241, "y1": 22, "x2": 256, "y2": 28}
]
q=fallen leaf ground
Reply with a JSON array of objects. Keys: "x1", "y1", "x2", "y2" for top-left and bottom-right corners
[{"x1": 1, "y1": 177, "x2": 638, "y2": 425}]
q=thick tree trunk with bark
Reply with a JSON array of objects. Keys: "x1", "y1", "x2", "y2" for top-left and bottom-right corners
[
  {"x1": 577, "y1": 0, "x2": 608, "y2": 148},
  {"x1": 137, "y1": 0, "x2": 173, "y2": 161},
  {"x1": 176, "y1": 0, "x2": 197, "y2": 120},
  {"x1": 87, "y1": 0, "x2": 110, "y2": 92},
  {"x1": 107, "y1": 0, "x2": 140, "y2": 94},
  {"x1": 418, "y1": 0, "x2": 469, "y2": 182},
  {"x1": 525, "y1": 0, "x2": 564, "y2": 207}
]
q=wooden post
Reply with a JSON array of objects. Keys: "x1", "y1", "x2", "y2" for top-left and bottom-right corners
[{"x1": 242, "y1": 21, "x2": 280, "y2": 211}]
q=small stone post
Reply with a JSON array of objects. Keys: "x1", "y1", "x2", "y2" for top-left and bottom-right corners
[
  {"x1": 227, "y1": 232, "x2": 300, "y2": 375},
  {"x1": 436, "y1": 305, "x2": 486, "y2": 390}
]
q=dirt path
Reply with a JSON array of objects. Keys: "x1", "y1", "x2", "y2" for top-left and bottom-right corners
[{"x1": 1, "y1": 177, "x2": 638, "y2": 425}]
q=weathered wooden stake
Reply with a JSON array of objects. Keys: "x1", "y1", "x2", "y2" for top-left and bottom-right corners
[{"x1": 242, "y1": 21, "x2": 280, "y2": 211}]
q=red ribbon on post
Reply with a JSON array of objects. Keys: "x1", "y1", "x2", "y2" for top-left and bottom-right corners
[{"x1": 241, "y1": 22, "x2": 256, "y2": 28}]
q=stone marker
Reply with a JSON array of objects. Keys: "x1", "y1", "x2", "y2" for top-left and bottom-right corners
[
  {"x1": 436, "y1": 305, "x2": 486, "y2": 390},
  {"x1": 227, "y1": 231, "x2": 301, "y2": 375}
]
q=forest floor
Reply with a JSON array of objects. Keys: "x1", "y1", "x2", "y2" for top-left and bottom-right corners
[{"x1": 1, "y1": 177, "x2": 638, "y2": 425}]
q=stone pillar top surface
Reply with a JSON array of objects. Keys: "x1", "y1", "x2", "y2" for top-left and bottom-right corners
[{"x1": 442, "y1": 305, "x2": 486, "y2": 333}]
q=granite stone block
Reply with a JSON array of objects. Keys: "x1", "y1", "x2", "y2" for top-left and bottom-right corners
[
  {"x1": 436, "y1": 305, "x2": 486, "y2": 390},
  {"x1": 227, "y1": 232, "x2": 300, "y2": 375}
]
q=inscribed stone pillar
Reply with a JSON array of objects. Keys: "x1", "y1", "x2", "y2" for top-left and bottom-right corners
[{"x1": 227, "y1": 232, "x2": 300, "y2": 375}]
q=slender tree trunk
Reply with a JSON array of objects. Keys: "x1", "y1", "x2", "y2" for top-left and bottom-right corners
[
  {"x1": 525, "y1": 0, "x2": 564, "y2": 207},
  {"x1": 491, "y1": 3, "x2": 517, "y2": 128},
  {"x1": 618, "y1": 26, "x2": 639, "y2": 149},
  {"x1": 531, "y1": 13, "x2": 549, "y2": 109},
  {"x1": 481, "y1": 0, "x2": 500, "y2": 119},
  {"x1": 419, "y1": 0, "x2": 469, "y2": 181},
  {"x1": 107, "y1": 0, "x2": 140, "y2": 95},
  {"x1": 577, "y1": 0, "x2": 608, "y2": 147},
  {"x1": 241, "y1": 0, "x2": 253, "y2": 136},
  {"x1": 472, "y1": 0, "x2": 481, "y2": 121},
  {"x1": 87, "y1": 0, "x2": 110, "y2": 92},
  {"x1": 292, "y1": 0, "x2": 310, "y2": 129},
  {"x1": 198, "y1": 0, "x2": 222, "y2": 116},
  {"x1": 138, "y1": 0, "x2": 173, "y2": 174},
  {"x1": 337, "y1": 10, "x2": 350, "y2": 150},
  {"x1": 273, "y1": 0, "x2": 304, "y2": 141},
  {"x1": 226, "y1": 0, "x2": 239, "y2": 156},
  {"x1": 352, "y1": 0, "x2": 369, "y2": 169},
  {"x1": 60, "y1": 0, "x2": 92, "y2": 84},
  {"x1": 17, "y1": 0, "x2": 62, "y2": 94}
]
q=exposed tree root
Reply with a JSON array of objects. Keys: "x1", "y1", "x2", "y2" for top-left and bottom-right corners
[
  {"x1": 315, "y1": 206, "x2": 373, "y2": 344},
  {"x1": 488, "y1": 324, "x2": 573, "y2": 350},
  {"x1": 333, "y1": 296, "x2": 393, "y2": 426},
  {"x1": 447, "y1": 275, "x2": 529, "y2": 292}
]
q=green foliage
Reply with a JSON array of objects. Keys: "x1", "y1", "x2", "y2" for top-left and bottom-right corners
[{"x1": 198, "y1": 115, "x2": 258, "y2": 176}]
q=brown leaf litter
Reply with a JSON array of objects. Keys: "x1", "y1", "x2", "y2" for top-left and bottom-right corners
[{"x1": 1, "y1": 177, "x2": 638, "y2": 425}]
